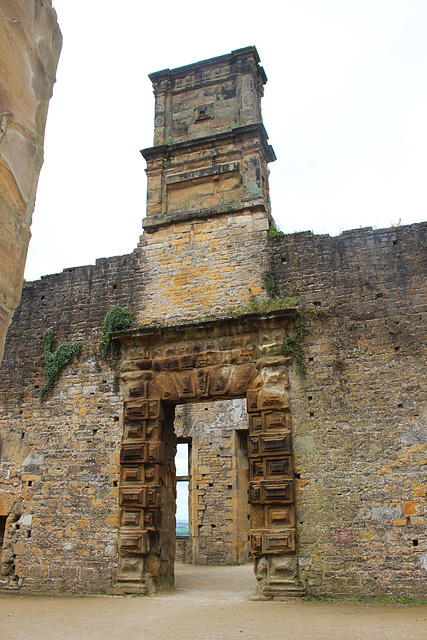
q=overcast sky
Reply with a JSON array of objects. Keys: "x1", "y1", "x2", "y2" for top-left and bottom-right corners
[{"x1": 25, "y1": 0, "x2": 427, "y2": 281}]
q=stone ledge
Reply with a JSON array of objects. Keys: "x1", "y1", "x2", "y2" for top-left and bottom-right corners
[{"x1": 142, "y1": 200, "x2": 269, "y2": 231}]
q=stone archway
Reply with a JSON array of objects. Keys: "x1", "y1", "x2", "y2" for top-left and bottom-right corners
[{"x1": 114, "y1": 310, "x2": 304, "y2": 598}]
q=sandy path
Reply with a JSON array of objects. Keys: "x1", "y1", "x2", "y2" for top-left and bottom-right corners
[{"x1": 0, "y1": 564, "x2": 426, "y2": 640}]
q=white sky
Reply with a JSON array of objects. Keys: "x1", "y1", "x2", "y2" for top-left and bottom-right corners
[{"x1": 25, "y1": 0, "x2": 427, "y2": 281}]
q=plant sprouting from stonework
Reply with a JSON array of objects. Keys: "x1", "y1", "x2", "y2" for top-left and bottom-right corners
[
  {"x1": 41, "y1": 330, "x2": 81, "y2": 399},
  {"x1": 282, "y1": 324, "x2": 308, "y2": 379},
  {"x1": 262, "y1": 270, "x2": 279, "y2": 299},
  {"x1": 267, "y1": 220, "x2": 284, "y2": 238},
  {"x1": 100, "y1": 306, "x2": 132, "y2": 358}
]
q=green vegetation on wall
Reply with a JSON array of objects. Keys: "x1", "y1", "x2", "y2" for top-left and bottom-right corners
[
  {"x1": 41, "y1": 330, "x2": 81, "y2": 399},
  {"x1": 283, "y1": 324, "x2": 308, "y2": 378},
  {"x1": 262, "y1": 270, "x2": 279, "y2": 298},
  {"x1": 100, "y1": 306, "x2": 132, "y2": 358}
]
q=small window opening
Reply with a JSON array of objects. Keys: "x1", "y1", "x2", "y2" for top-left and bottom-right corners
[
  {"x1": 27, "y1": 480, "x2": 32, "y2": 487},
  {"x1": 93, "y1": 429, "x2": 98, "y2": 436},
  {"x1": 176, "y1": 442, "x2": 189, "y2": 537},
  {"x1": 313, "y1": 301, "x2": 321, "y2": 307},
  {"x1": 393, "y1": 239, "x2": 398, "y2": 246},
  {"x1": 309, "y1": 412, "x2": 315, "y2": 419},
  {"x1": 308, "y1": 396, "x2": 313, "y2": 402},
  {"x1": 413, "y1": 539, "x2": 419, "y2": 547},
  {"x1": 394, "y1": 346, "x2": 400, "y2": 354},
  {"x1": 397, "y1": 403, "x2": 403, "y2": 409},
  {"x1": 308, "y1": 357, "x2": 314, "y2": 363}
]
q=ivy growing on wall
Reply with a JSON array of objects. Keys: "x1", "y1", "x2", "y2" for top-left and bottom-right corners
[
  {"x1": 41, "y1": 330, "x2": 81, "y2": 399},
  {"x1": 100, "y1": 306, "x2": 132, "y2": 358},
  {"x1": 262, "y1": 270, "x2": 279, "y2": 299},
  {"x1": 282, "y1": 324, "x2": 308, "y2": 378}
]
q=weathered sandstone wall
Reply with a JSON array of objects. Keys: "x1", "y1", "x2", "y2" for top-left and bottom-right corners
[
  {"x1": 268, "y1": 222, "x2": 427, "y2": 596},
  {"x1": 0, "y1": 0, "x2": 61, "y2": 362},
  {"x1": 0, "y1": 44, "x2": 425, "y2": 598},
  {"x1": 0, "y1": 251, "x2": 144, "y2": 591},
  {"x1": 0, "y1": 222, "x2": 425, "y2": 597}
]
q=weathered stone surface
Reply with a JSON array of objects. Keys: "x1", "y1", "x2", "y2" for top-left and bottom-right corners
[
  {"x1": 0, "y1": 46, "x2": 425, "y2": 601},
  {"x1": 0, "y1": 1, "x2": 62, "y2": 362}
]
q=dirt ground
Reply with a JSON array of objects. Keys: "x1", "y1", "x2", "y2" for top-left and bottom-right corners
[{"x1": 0, "y1": 564, "x2": 426, "y2": 640}]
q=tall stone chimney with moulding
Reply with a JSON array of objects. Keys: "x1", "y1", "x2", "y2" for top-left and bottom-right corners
[{"x1": 136, "y1": 47, "x2": 277, "y2": 324}]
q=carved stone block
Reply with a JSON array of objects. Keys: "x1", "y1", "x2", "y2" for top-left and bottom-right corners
[
  {"x1": 148, "y1": 442, "x2": 165, "y2": 463},
  {"x1": 119, "y1": 531, "x2": 149, "y2": 555},
  {"x1": 117, "y1": 554, "x2": 144, "y2": 582},
  {"x1": 121, "y1": 465, "x2": 144, "y2": 484},
  {"x1": 250, "y1": 529, "x2": 295, "y2": 555},
  {"x1": 258, "y1": 387, "x2": 290, "y2": 411},
  {"x1": 121, "y1": 510, "x2": 143, "y2": 527},
  {"x1": 249, "y1": 480, "x2": 293, "y2": 505},
  {"x1": 124, "y1": 421, "x2": 147, "y2": 440},
  {"x1": 119, "y1": 488, "x2": 146, "y2": 508},
  {"x1": 265, "y1": 505, "x2": 295, "y2": 529},
  {"x1": 248, "y1": 434, "x2": 292, "y2": 457},
  {"x1": 171, "y1": 371, "x2": 196, "y2": 399},
  {"x1": 129, "y1": 381, "x2": 149, "y2": 399},
  {"x1": 262, "y1": 410, "x2": 290, "y2": 432},
  {"x1": 124, "y1": 401, "x2": 150, "y2": 420},
  {"x1": 249, "y1": 456, "x2": 292, "y2": 479},
  {"x1": 249, "y1": 412, "x2": 262, "y2": 434},
  {"x1": 146, "y1": 420, "x2": 163, "y2": 441},
  {"x1": 120, "y1": 443, "x2": 146, "y2": 464},
  {"x1": 246, "y1": 389, "x2": 259, "y2": 412},
  {"x1": 144, "y1": 510, "x2": 159, "y2": 531},
  {"x1": 251, "y1": 505, "x2": 295, "y2": 530}
]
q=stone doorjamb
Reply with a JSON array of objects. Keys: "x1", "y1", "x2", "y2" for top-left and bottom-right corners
[{"x1": 113, "y1": 310, "x2": 304, "y2": 598}]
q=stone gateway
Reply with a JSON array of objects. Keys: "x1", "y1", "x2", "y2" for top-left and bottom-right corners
[{"x1": 0, "y1": 48, "x2": 426, "y2": 599}]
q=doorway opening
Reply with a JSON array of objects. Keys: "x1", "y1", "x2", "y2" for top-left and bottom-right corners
[{"x1": 173, "y1": 399, "x2": 250, "y2": 566}]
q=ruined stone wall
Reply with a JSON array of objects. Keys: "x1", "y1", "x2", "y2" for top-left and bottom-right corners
[
  {"x1": 0, "y1": 1, "x2": 62, "y2": 362},
  {"x1": 267, "y1": 222, "x2": 427, "y2": 597},
  {"x1": 0, "y1": 251, "x2": 144, "y2": 591},
  {"x1": 0, "y1": 221, "x2": 425, "y2": 597},
  {"x1": 0, "y1": 39, "x2": 426, "y2": 598},
  {"x1": 175, "y1": 399, "x2": 250, "y2": 565}
]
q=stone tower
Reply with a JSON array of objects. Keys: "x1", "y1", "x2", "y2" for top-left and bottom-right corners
[
  {"x1": 115, "y1": 48, "x2": 303, "y2": 598},
  {"x1": 137, "y1": 47, "x2": 276, "y2": 324}
]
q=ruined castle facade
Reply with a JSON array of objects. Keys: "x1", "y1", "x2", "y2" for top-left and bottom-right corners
[{"x1": 0, "y1": 48, "x2": 426, "y2": 599}]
